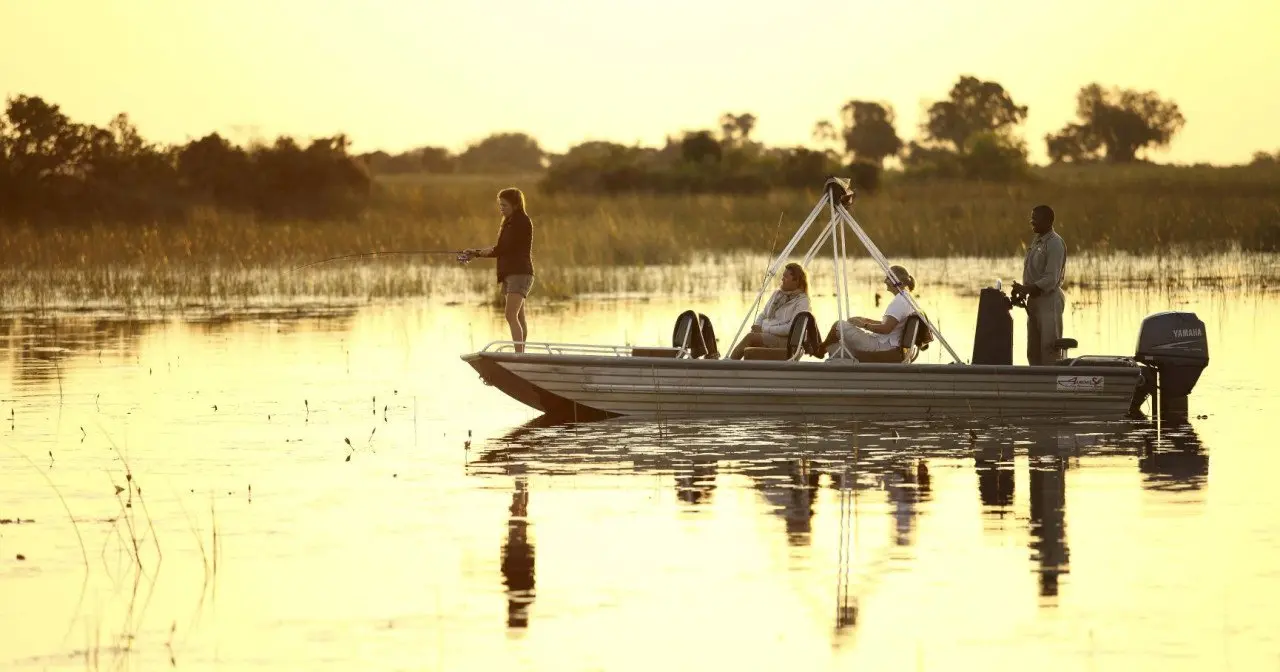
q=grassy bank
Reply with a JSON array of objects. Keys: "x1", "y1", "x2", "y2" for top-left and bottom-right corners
[{"x1": 0, "y1": 164, "x2": 1275, "y2": 310}]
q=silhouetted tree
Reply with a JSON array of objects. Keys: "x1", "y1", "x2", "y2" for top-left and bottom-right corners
[
  {"x1": 902, "y1": 76, "x2": 1030, "y2": 181},
  {"x1": 3, "y1": 95, "x2": 83, "y2": 183},
  {"x1": 718, "y1": 112, "x2": 757, "y2": 146},
  {"x1": 248, "y1": 134, "x2": 369, "y2": 217},
  {"x1": 542, "y1": 141, "x2": 656, "y2": 194},
  {"x1": 358, "y1": 146, "x2": 457, "y2": 174},
  {"x1": 455, "y1": 132, "x2": 545, "y2": 173},
  {"x1": 79, "y1": 113, "x2": 178, "y2": 214},
  {"x1": 1251, "y1": 150, "x2": 1279, "y2": 165},
  {"x1": 0, "y1": 93, "x2": 368, "y2": 222},
  {"x1": 961, "y1": 131, "x2": 1029, "y2": 181},
  {"x1": 177, "y1": 133, "x2": 252, "y2": 206},
  {"x1": 777, "y1": 147, "x2": 839, "y2": 189},
  {"x1": 1045, "y1": 84, "x2": 1186, "y2": 163},
  {"x1": 359, "y1": 150, "x2": 414, "y2": 174},
  {"x1": 1045, "y1": 126, "x2": 1100, "y2": 164},
  {"x1": 680, "y1": 130, "x2": 722, "y2": 164},
  {"x1": 902, "y1": 131, "x2": 1028, "y2": 182},
  {"x1": 838, "y1": 100, "x2": 903, "y2": 168},
  {"x1": 811, "y1": 120, "x2": 838, "y2": 151},
  {"x1": 924, "y1": 75, "x2": 1028, "y2": 154},
  {"x1": 420, "y1": 146, "x2": 455, "y2": 173},
  {"x1": 901, "y1": 141, "x2": 964, "y2": 179}
]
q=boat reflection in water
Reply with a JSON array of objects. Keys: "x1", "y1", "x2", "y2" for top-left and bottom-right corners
[{"x1": 471, "y1": 414, "x2": 1207, "y2": 635}]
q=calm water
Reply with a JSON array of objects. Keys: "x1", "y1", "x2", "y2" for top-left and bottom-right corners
[{"x1": 1, "y1": 271, "x2": 1278, "y2": 671}]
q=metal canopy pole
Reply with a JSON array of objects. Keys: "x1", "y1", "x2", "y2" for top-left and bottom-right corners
[
  {"x1": 799, "y1": 209, "x2": 853, "y2": 359},
  {"x1": 801, "y1": 221, "x2": 833, "y2": 267},
  {"x1": 725, "y1": 190, "x2": 833, "y2": 356},
  {"x1": 828, "y1": 196, "x2": 854, "y2": 359},
  {"x1": 833, "y1": 202, "x2": 964, "y2": 364},
  {"x1": 726, "y1": 176, "x2": 960, "y2": 365}
]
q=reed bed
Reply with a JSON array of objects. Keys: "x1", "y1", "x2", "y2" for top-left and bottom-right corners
[
  {"x1": 0, "y1": 250, "x2": 1272, "y2": 317},
  {"x1": 0, "y1": 164, "x2": 1275, "y2": 312}
]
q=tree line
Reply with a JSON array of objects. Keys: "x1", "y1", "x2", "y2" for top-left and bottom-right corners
[
  {"x1": 365, "y1": 76, "x2": 1201, "y2": 194},
  {"x1": 1, "y1": 75, "x2": 1267, "y2": 220},
  {"x1": 0, "y1": 95, "x2": 370, "y2": 222}
]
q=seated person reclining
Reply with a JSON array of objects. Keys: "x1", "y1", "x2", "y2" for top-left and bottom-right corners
[
  {"x1": 728, "y1": 262, "x2": 811, "y2": 360},
  {"x1": 821, "y1": 265, "x2": 928, "y2": 362}
]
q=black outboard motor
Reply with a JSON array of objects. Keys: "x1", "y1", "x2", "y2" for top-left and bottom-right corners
[
  {"x1": 1132, "y1": 312, "x2": 1209, "y2": 420},
  {"x1": 972, "y1": 287, "x2": 1014, "y2": 365}
]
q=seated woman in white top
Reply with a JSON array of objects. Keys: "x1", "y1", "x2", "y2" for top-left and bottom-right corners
[
  {"x1": 728, "y1": 262, "x2": 811, "y2": 360},
  {"x1": 822, "y1": 265, "x2": 917, "y2": 358}
]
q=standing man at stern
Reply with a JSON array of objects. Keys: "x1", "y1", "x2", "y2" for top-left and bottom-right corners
[{"x1": 1012, "y1": 205, "x2": 1066, "y2": 366}]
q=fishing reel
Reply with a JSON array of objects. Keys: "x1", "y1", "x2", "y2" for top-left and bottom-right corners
[{"x1": 456, "y1": 251, "x2": 472, "y2": 265}]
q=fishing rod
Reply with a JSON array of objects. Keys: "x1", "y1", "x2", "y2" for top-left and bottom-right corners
[{"x1": 291, "y1": 250, "x2": 471, "y2": 272}]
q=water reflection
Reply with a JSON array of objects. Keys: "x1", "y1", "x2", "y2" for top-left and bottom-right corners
[
  {"x1": 0, "y1": 309, "x2": 361, "y2": 391},
  {"x1": 675, "y1": 458, "x2": 718, "y2": 507},
  {"x1": 477, "y1": 416, "x2": 1211, "y2": 633},
  {"x1": 501, "y1": 475, "x2": 536, "y2": 629},
  {"x1": 833, "y1": 470, "x2": 859, "y2": 635},
  {"x1": 753, "y1": 459, "x2": 821, "y2": 545},
  {"x1": 0, "y1": 285, "x2": 1261, "y2": 669},
  {"x1": 975, "y1": 435, "x2": 1015, "y2": 512},
  {"x1": 2, "y1": 316, "x2": 149, "y2": 387},
  {"x1": 886, "y1": 458, "x2": 931, "y2": 548},
  {"x1": 1028, "y1": 427, "x2": 1070, "y2": 600},
  {"x1": 1139, "y1": 422, "x2": 1208, "y2": 492}
]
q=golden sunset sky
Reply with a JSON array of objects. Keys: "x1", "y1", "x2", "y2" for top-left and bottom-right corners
[{"x1": 3, "y1": 0, "x2": 1277, "y2": 165}]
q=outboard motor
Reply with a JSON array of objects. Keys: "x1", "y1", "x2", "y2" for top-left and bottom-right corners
[{"x1": 1133, "y1": 312, "x2": 1209, "y2": 420}]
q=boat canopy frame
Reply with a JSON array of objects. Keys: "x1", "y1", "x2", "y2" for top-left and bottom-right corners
[{"x1": 725, "y1": 177, "x2": 964, "y2": 364}]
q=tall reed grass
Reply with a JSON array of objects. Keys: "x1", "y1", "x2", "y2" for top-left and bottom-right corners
[{"x1": 0, "y1": 164, "x2": 1275, "y2": 309}]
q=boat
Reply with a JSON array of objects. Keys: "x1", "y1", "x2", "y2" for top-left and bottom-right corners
[{"x1": 461, "y1": 178, "x2": 1209, "y2": 423}]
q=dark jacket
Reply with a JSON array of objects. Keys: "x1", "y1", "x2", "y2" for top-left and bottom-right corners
[{"x1": 484, "y1": 211, "x2": 535, "y2": 283}]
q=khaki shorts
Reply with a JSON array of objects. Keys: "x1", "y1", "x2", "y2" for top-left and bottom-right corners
[
  {"x1": 826, "y1": 322, "x2": 893, "y2": 358},
  {"x1": 503, "y1": 274, "x2": 535, "y2": 297},
  {"x1": 759, "y1": 332, "x2": 787, "y2": 348}
]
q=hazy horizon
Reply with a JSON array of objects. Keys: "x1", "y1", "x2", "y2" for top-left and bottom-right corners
[{"x1": 3, "y1": 0, "x2": 1278, "y2": 165}]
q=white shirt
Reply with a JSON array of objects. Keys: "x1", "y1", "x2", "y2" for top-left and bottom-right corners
[{"x1": 875, "y1": 292, "x2": 915, "y2": 349}]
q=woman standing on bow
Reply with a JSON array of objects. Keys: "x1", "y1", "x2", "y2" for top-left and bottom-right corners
[{"x1": 463, "y1": 187, "x2": 535, "y2": 353}]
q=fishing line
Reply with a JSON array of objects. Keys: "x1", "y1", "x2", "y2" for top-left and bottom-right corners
[{"x1": 291, "y1": 250, "x2": 468, "y2": 272}]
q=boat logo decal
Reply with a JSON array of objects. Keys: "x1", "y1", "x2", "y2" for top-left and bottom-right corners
[{"x1": 1056, "y1": 375, "x2": 1104, "y2": 392}]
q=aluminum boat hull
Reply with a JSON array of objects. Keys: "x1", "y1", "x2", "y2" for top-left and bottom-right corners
[{"x1": 461, "y1": 352, "x2": 1143, "y2": 422}]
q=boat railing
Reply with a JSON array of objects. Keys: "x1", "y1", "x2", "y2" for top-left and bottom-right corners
[
  {"x1": 479, "y1": 340, "x2": 687, "y2": 358},
  {"x1": 1065, "y1": 355, "x2": 1138, "y2": 367}
]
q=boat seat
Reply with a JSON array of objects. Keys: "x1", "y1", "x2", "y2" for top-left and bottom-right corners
[
  {"x1": 671, "y1": 310, "x2": 719, "y2": 358},
  {"x1": 631, "y1": 347, "x2": 681, "y2": 358},
  {"x1": 851, "y1": 347, "x2": 915, "y2": 363},
  {"x1": 742, "y1": 311, "x2": 822, "y2": 361},
  {"x1": 743, "y1": 347, "x2": 788, "y2": 361},
  {"x1": 1049, "y1": 337, "x2": 1079, "y2": 364}
]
